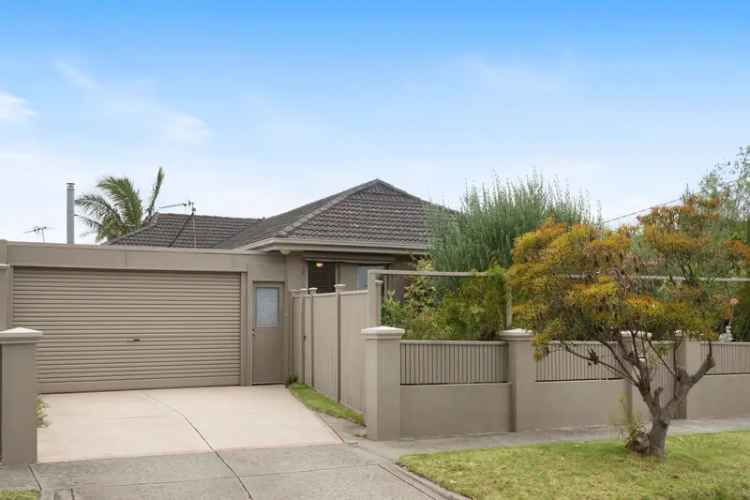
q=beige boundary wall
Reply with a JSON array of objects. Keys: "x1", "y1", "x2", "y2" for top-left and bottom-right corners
[
  {"x1": 291, "y1": 286, "x2": 369, "y2": 413},
  {"x1": 361, "y1": 326, "x2": 750, "y2": 440}
]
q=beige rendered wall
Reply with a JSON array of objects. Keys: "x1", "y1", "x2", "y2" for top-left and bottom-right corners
[
  {"x1": 285, "y1": 254, "x2": 307, "y2": 379},
  {"x1": 340, "y1": 291, "x2": 368, "y2": 412},
  {"x1": 401, "y1": 383, "x2": 512, "y2": 438},
  {"x1": 686, "y1": 374, "x2": 750, "y2": 419},
  {"x1": 526, "y1": 380, "x2": 627, "y2": 429}
]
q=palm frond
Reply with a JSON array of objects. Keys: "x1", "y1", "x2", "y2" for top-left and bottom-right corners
[
  {"x1": 97, "y1": 176, "x2": 143, "y2": 229},
  {"x1": 146, "y1": 166, "x2": 165, "y2": 219}
]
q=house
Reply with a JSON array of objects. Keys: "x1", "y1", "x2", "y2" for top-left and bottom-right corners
[
  {"x1": 0, "y1": 179, "x2": 435, "y2": 392},
  {"x1": 109, "y1": 179, "x2": 431, "y2": 292}
]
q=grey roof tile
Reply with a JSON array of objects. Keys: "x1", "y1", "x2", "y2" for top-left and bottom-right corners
[
  {"x1": 216, "y1": 179, "x2": 432, "y2": 249},
  {"x1": 107, "y1": 213, "x2": 259, "y2": 248},
  {"x1": 110, "y1": 179, "x2": 435, "y2": 250}
]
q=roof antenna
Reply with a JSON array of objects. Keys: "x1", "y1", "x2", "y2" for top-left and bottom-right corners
[
  {"x1": 162, "y1": 201, "x2": 197, "y2": 248},
  {"x1": 25, "y1": 226, "x2": 53, "y2": 243}
]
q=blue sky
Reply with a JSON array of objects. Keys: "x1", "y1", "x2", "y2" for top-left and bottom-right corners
[{"x1": 1, "y1": 1, "x2": 748, "y2": 243}]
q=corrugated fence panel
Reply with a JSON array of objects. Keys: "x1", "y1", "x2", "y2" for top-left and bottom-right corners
[
  {"x1": 400, "y1": 341, "x2": 508, "y2": 385},
  {"x1": 340, "y1": 291, "x2": 368, "y2": 412},
  {"x1": 13, "y1": 267, "x2": 241, "y2": 393},
  {"x1": 536, "y1": 342, "x2": 622, "y2": 382},
  {"x1": 311, "y1": 293, "x2": 338, "y2": 400},
  {"x1": 703, "y1": 342, "x2": 750, "y2": 375},
  {"x1": 650, "y1": 342, "x2": 676, "y2": 402}
]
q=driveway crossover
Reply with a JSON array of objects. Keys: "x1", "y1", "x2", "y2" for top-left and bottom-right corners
[
  {"x1": 38, "y1": 386, "x2": 340, "y2": 463},
  {"x1": 0, "y1": 444, "x2": 439, "y2": 499}
]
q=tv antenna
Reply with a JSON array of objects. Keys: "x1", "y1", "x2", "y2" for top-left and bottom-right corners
[
  {"x1": 25, "y1": 226, "x2": 53, "y2": 242},
  {"x1": 159, "y1": 200, "x2": 198, "y2": 248},
  {"x1": 159, "y1": 200, "x2": 195, "y2": 215}
]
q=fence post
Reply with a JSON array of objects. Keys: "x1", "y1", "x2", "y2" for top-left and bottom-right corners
[
  {"x1": 1, "y1": 327, "x2": 43, "y2": 465},
  {"x1": 367, "y1": 273, "x2": 383, "y2": 327},
  {"x1": 361, "y1": 326, "x2": 404, "y2": 440},
  {"x1": 499, "y1": 329, "x2": 535, "y2": 432},
  {"x1": 335, "y1": 283, "x2": 346, "y2": 402},
  {"x1": 308, "y1": 288, "x2": 317, "y2": 387}
]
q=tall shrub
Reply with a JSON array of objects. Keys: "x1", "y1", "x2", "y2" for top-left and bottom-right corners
[
  {"x1": 699, "y1": 146, "x2": 750, "y2": 339},
  {"x1": 509, "y1": 195, "x2": 748, "y2": 459},
  {"x1": 428, "y1": 173, "x2": 595, "y2": 271}
]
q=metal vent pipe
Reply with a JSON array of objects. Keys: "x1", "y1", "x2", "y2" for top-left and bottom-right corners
[{"x1": 66, "y1": 183, "x2": 75, "y2": 244}]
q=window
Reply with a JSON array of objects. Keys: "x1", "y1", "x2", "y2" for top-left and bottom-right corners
[
  {"x1": 356, "y1": 265, "x2": 385, "y2": 290},
  {"x1": 307, "y1": 261, "x2": 335, "y2": 293},
  {"x1": 255, "y1": 287, "x2": 280, "y2": 328}
]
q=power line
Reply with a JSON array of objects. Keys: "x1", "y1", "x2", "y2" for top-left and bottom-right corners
[
  {"x1": 602, "y1": 175, "x2": 745, "y2": 225},
  {"x1": 602, "y1": 197, "x2": 684, "y2": 225}
]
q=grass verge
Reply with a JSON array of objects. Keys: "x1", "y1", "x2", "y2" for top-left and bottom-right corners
[
  {"x1": 288, "y1": 383, "x2": 364, "y2": 426},
  {"x1": 400, "y1": 431, "x2": 750, "y2": 500},
  {"x1": 0, "y1": 491, "x2": 39, "y2": 500}
]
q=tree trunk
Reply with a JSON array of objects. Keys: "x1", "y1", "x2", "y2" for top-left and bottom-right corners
[{"x1": 647, "y1": 417, "x2": 670, "y2": 459}]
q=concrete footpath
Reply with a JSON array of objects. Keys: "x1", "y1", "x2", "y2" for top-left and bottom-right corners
[
  {"x1": 326, "y1": 414, "x2": 750, "y2": 462},
  {"x1": 1, "y1": 444, "x2": 445, "y2": 500}
]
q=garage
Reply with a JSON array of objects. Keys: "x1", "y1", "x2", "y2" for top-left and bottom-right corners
[{"x1": 12, "y1": 267, "x2": 242, "y2": 393}]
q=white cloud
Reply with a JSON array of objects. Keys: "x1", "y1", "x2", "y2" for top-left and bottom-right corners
[
  {"x1": 0, "y1": 91, "x2": 35, "y2": 121},
  {"x1": 52, "y1": 60, "x2": 211, "y2": 146},
  {"x1": 160, "y1": 111, "x2": 211, "y2": 146},
  {"x1": 54, "y1": 60, "x2": 100, "y2": 91}
]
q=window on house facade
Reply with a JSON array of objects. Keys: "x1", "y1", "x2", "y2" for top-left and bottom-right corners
[
  {"x1": 307, "y1": 261, "x2": 336, "y2": 293},
  {"x1": 356, "y1": 265, "x2": 385, "y2": 290}
]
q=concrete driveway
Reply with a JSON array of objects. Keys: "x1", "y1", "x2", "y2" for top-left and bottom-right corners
[{"x1": 38, "y1": 386, "x2": 341, "y2": 463}]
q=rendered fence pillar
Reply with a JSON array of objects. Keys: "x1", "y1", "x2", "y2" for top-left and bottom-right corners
[
  {"x1": 0, "y1": 240, "x2": 9, "y2": 330},
  {"x1": 362, "y1": 326, "x2": 404, "y2": 440},
  {"x1": 334, "y1": 283, "x2": 346, "y2": 402},
  {"x1": 499, "y1": 329, "x2": 535, "y2": 432},
  {"x1": 1, "y1": 327, "x2": 43, "y2": 465}
]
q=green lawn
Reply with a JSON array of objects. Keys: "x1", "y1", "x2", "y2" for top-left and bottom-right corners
[
  {"x1": 400, "y1": 431, "x2": 750, "y2": 500},
  {"x1": 0, "y1": 491, "x2": 38, "y2": 500},
  {"x1": 288, "y1": 383, "x2": 364, "y2": 426}
]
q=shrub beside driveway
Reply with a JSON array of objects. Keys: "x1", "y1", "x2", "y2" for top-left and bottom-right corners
[
  {"x1": 400, "y1": 431, "x2": 750, "y2": 499},
  {"x1": 288, "y1": 383, "x2": 364, "y2": 426}
]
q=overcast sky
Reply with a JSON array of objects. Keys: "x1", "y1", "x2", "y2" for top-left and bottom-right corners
[{"x1": 1, "y1": 1, "x2": 748, "y2": 244}]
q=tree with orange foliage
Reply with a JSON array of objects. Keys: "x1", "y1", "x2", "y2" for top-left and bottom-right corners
[{"x1": 508, "y1": 195, "x2": 750, "y2": 458}]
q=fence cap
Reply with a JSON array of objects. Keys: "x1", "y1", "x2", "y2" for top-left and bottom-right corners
[
  {"x1": 499, "y1": 328, "x2": 533, "y2": 341},
  {"x1": 0, "y1": 327, "x2": 43, "y2": 344},
  {"x1": 362, "y1": 326, "x2": 405, "y2": 340}
]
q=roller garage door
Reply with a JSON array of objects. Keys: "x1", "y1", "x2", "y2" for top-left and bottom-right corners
[{"x1": 12, "y1": 267, "x2": 242, "y2": 393}]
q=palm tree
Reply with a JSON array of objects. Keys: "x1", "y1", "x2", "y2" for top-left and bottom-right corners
[{"x1": 76, "y1": 167, "x2": 165, "y2": 242}]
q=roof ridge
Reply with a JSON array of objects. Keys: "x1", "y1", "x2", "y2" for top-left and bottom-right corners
[
  {"x1": 276, "y1": 179, "x2": 382, "y2": 237},
  {"x1": 159, "y1": 212, "x2": 259, "y2": 222}
]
